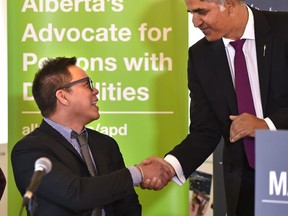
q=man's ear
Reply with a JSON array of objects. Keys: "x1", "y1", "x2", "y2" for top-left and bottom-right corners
[
  {"x1": 224, "y1": 0, "x2": 237, "y2": 14},
  {"x1": 55, "y1": 90, "x2": 69, "y2": 105},
  {"x1": 225, "y1": 0, "x2": 236, "y2": 6}
]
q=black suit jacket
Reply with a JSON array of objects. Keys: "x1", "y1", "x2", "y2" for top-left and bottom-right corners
[
  {"x1": 168, "y1": 7, "x2": 288, "y2": 215},
  {"x1": 12, "y1": 120, "x2": 141, "y2": 216}
]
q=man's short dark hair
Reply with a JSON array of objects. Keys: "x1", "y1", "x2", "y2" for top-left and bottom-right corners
[{"x1": 32, "y1": 57, "x2": 77, "y2": 117}]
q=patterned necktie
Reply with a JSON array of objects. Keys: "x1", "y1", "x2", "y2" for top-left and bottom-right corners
[
  {"x1": 71, "y1": 131, "x2": 102, "y2": 216},
  {"x1": 230, "y1": 39, "x2": 255, "y2": 169}
]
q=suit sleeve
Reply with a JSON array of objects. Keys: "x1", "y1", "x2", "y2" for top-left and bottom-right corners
[{"x1": 168, "y1": 46, "x2": 222, "y2": 179}]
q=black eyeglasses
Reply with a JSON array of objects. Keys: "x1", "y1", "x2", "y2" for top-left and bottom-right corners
[{"x1": 56, "y1": 77, "x2": 94, "y2": 92}]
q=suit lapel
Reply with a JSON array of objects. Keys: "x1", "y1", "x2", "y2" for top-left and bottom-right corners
[
  {"x1": 208, "y1": 40, "x2": 238, "y2": 114},
  {"x1": 204, "y1": 8, "x2": 273, "y2": 116},
  {"x1": 39, "y1": 120, "x2": 83, "y2": 161},
  {"x1": 252, "y1": 8, "x2": 272, "y2": 114}
]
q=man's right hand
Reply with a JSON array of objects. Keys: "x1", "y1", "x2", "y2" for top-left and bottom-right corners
[{"x1": 137, "y1": 157, "x2": 176, "y2": 190}]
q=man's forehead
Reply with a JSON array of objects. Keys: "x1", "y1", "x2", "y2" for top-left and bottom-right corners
[{"x1": 187, "y1": 0, "x2": 221, "y2": 10}]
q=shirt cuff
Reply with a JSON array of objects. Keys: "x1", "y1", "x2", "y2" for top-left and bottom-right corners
[
  {"x1": 164, "y1": 154, "x2": 186, "y2": 185},
  {"x1": 264, "y1": 117, "x2": 277, "y2": 131},
  {"x1": 128, "y1": 166, "x2": 142, "y2": 186}
]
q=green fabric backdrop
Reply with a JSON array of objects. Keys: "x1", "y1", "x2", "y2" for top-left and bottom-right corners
[{"x1": 8, "y1": 0, "x2": 188, "y2": 215}]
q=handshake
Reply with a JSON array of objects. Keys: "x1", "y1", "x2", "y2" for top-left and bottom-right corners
[{"x1": 136, "y1": 157, "x2": 176, "y2": 190}]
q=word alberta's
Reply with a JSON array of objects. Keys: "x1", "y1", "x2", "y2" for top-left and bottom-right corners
[{"x1": 21, "y1": 0, "x2": 124, "y2": 13}]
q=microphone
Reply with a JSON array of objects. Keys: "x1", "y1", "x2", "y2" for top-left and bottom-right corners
[{"x1": 23, "y1": 157, "x2": 52, "y2": 200}]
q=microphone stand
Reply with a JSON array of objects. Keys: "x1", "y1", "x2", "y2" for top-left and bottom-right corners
[
  {"x1": 18, "y1": 157, "x2": 52, "y2": 216},
  {"x1": 19, "y1": 196, "x2": 37, "y2": 216},
  {"x1": 27, "y1": 197, "x2": 37, "y2": 216}
]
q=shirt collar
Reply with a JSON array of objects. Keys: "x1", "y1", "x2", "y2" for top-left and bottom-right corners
[
  {"x1": 222, "y1": 5, "x2": 255, "y2": 47},
  {"x1": 44, "y1": 117, "x2": 86, "y2": 141}
]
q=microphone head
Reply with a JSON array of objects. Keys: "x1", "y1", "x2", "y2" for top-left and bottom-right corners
[{"x1": 35, "y1": 157, "x2": 52, "y2": 175}]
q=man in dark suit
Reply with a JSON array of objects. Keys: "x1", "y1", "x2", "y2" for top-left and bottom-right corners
[
  {"x1": 141, "y1": 0, "x2": 288, "y2": 215},
  {"x1": 11, "y1": 57, "x2": 171, "y2": 216}
]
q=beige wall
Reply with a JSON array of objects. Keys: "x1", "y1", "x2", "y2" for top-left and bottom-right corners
[
  {"x1": 0, "y1": 1, "x2": 8, "y2": 212},
  {"x1": 0, "y1": 0, "x2": 7, "y2": 145}
]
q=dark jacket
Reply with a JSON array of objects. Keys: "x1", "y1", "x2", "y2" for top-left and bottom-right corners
[{"x1": 12, "y1": 120, "x2": 141, "y2": 216}]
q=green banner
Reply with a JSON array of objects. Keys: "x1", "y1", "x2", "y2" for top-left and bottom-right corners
[{"x1": 8, "y1": 0, "x2": 188, "y2": 215}]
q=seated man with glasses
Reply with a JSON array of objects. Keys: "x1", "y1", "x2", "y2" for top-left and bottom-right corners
[{"x1": 11, "y1": 57, "x2": 172, "y2": 216}]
